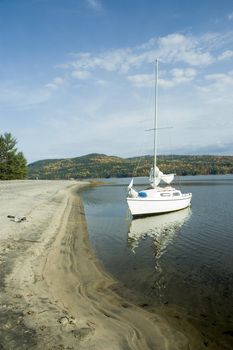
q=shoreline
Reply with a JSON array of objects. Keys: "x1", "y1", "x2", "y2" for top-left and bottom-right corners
[{"x1": 0, "y1": 180, "x2": 209, "y2": 349}]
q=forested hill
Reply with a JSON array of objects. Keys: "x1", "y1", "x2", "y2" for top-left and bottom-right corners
[{"x1": 27, "y1": 153, "x2": 233, "y2": 180}]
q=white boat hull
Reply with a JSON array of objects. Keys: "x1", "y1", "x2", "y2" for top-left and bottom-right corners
[{"x1": 127, "y1": 193, "x2": 192, "y2": 217}]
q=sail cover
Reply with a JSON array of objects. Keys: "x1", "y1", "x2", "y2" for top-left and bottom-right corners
[
  {"x1": 161, "y1": 173, "x2": 174, "y2": 184},
  {"x1": 150, "y1": 167, "x2": 174, "y2": 187}
]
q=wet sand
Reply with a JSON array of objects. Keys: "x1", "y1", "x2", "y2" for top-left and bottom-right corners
[{"x1": 0, "y1": 180, "x2": 212, "y2": 349}]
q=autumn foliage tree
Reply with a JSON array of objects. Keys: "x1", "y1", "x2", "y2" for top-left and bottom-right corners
[{"x1": 0, "y1": 132, "x2": 27, "y2": 180}]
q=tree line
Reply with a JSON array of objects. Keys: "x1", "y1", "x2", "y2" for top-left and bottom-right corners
[
  {"x1": 27, "y1": 153, "x2": 233, "y2": 180},
  {"x1": 0, "y1": 132, "x2": 27, "y2": 180}
]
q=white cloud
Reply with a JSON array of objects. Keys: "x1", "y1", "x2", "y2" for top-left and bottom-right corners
[
  {"x1": 218, "y1": 50, "x2": 233, "y2": 61},
  {"x1": 71, "y1": 70, "x2": 91, "y2": 79},
  {"x1": 228, "y1": 12, "x2": 233, "y2": 20},
  {"x1": 45, "y1": 76, "x2": 65, "y2": 90},
  {"x1": 95, "y1": 79, "x2": 107, "y2": 85},
  {"x1": 127, "y1": 74, "x2": 154, "y2": 87},
  {"x1": 128, "y1": 68, "x2": 197, "y2": 88},
  {"x1": 44, "y1": 83, "x2": 57, "y2": 90},
  {"x1": 0, "y1": 83, "x2": 51, "y2": 109},
  {"x1": 205, "y1": 71, "x2": 233, "y2": 87},
  {"x1": 57, "y1": 31, "x2": 225, "y2": 83},
  {"x1": 157, "y1": 33, "x2": 214, "y2": 66},
  {"x1": 205, "y1": 71, "x2": 233, "y2": 81},
  {"x1": 53, "y1": 77, "x2": 65, "y2": 85},
  {"x1": 33, "y1": 31, "x2": 233, "y2": 159},
  {"x1": 70, "y1": 49, "x2": 132, "y2": 72},
  {"x1": 197, "y1": 70, "x2": 233, "y2": 104},
  {"x1": 171, "y1": 68, "x2": 197, "y2": 83},
  {"x1": 85, "y1": 0, "x2": 102, "y2": 11}
]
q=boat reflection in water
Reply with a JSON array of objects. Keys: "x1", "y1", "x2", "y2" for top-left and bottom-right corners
[
  {"x1": 128, "y1": 208, "x2": 191, "y2": 303},
  {"x1": 128, "y1": 208, "x2": 191, "y2": 258}
]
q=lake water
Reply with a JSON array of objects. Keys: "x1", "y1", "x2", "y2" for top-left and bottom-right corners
[{"x1": 80, "y1": 175, "x2": 233, "y2": 348}]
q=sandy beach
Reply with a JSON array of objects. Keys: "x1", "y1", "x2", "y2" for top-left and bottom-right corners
[{"x1": 0, "y1": 180, "x2": 212, "y2": 350}]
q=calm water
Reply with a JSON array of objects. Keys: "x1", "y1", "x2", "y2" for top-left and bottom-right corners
[{"x1": 80, "y1": 175, "x2": 233, "y2": 348}]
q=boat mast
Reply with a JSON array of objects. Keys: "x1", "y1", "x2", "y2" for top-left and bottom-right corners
[{"x1": 153, "y1": 58, "x2": 158, "y2": 187}]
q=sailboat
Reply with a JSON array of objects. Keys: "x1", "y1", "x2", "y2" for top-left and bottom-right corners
[{"x1": 127, "y1": 59, "x2": 192, "y2": 217}]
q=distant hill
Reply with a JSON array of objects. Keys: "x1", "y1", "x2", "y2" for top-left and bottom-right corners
[{"x1": 27, "y1": 153, "x2": 233, "y2": 179}]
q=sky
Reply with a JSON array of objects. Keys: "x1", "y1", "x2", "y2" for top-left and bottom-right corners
[{"x1": 0, "y1": 0, "x2": 233, "y2": 163}]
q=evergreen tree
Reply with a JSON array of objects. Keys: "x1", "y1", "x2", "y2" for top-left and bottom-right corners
[{"x1": 0, "y1": 132, "x2": 27, "y2": 180}]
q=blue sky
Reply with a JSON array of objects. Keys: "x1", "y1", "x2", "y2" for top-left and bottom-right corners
[{"x1": 0, "y1": 0, "x2": 233, "y2": 162}]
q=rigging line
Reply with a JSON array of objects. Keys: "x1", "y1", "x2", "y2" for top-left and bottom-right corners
[
  {"x1": 167, "y1": 125, "x2": 181, "y2": 190},
  {"x1": 133, "y1": 145, "x2": 145, "y2": 177},
  {"x1": 168, "y1": 129, "x2": 182, "y2": 190},
  {"x1": 131, "y1": 138, "x2": 144, "y2": 178},
  {"x1": 145, "y1": 127, "x2": 173, "y2": 132},
  {"x1": 132, "y1": 123, "x2": 152, "y2": 178},
  {"x1": 132, "y1": 72, "x2": 154, "y2": 178},
  {"x1": 132, "y1": 129, "x2": 151, "y2": 178}
]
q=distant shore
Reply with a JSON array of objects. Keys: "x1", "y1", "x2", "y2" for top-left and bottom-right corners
[
  {"x1": 27, "y1": 153, "x2": 233, "y2": 180},
  {"x1": 0, "y1": 180, "x2": 209, "y2": 349}
]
